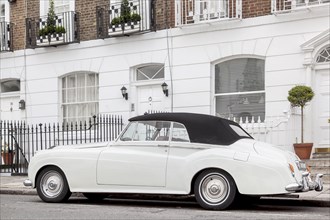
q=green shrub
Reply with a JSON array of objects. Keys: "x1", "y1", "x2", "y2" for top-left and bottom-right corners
[
  {"x1": 131, "y1": 13, "x2": 141, "y2": 22},
  {"x1": 39, "y1": 28, "x2": 47, "y2": 37},
  {"x1": 111, "y1": 17, "x2": 121, "y2": 26},
  {"x1": 56, "y1": 26, "x2": 66, "y2": 34}
]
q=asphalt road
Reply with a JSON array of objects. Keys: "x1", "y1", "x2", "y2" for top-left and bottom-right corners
[{"x1": 0, "y1": 194, "x2": 329, "y2": 220}]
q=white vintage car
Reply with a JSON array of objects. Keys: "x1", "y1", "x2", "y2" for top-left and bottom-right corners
[{"x1": 24, "y1": 113, "x2": 323, "y2": 210}]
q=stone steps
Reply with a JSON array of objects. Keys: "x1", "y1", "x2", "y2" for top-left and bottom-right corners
[
  {"x1": 312, "y1": 152, "x2": 330, "y2": 159},
  {"x1": 304, "y1": 153, "x2": 330, "y2": 184},
  {"x1": 305, "y1": 159, "x2": 330, "y2": 167}
]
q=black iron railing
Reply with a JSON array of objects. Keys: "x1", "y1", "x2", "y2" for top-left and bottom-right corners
[
  {"x1": 0, "y1": 21, "x2": 13, "y2": 52},
  {"x1": 176, "y1": 0, "x2": 242, "y2": 26},
  {"x1": 272, "y1": 0, "x2": 330, "y2": 13},
  {"x1": 26, "y1": 11, "x2": 80, "y2": 48},
  {"x1": 0, "y1": 115, "x2": 123, "y2": 174},
  {"x1": 96, "y1": 0, "x2": 156, "y2": 38}
]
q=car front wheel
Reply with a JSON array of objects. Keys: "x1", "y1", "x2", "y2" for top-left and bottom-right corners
[
  {"x1": 194, "y1": 169, "x2": 237, "y2": 210},
  {"x1": 36, "y1": 166, "x2": 71, "y2": 202}
]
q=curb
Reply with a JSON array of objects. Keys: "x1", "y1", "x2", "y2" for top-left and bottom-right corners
[
  {"x1": 0, "y1": 188, "x2": 36, "y2": 196},
  {"x1": 1, "y1": 188, "x2": 329, "y2": 207},
  {"x1": 260, "y1": 197, "x2": 330, "y2": 207}
]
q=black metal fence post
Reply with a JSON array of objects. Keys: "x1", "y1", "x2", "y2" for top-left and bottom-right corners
[{"x1": 0, "y1": 114, "x2": 123, "y2": 175}]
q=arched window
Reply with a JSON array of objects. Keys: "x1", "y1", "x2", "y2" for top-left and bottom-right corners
[
  {"x1": 61, "y1": 72, "x2": 99, "y2": 123},
  {"x1": 214, "y1": 58, "x2": 265, "y2": 122},
  {"x1": 0, "y1": 79, "x2": 20, "y2": 93},
  {"x1": 136, "y1": 64, "x2": 164, "y2": 81},
  {"x1": 316, "y1": 46, "x2": 330, "y2": 63}
]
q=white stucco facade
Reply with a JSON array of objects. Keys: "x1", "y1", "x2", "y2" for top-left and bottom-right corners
[{"x1": 0, "y1": 5, "x2": 329, "y2": 150}]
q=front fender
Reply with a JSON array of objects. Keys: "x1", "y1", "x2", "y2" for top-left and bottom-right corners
[{"x1": 27, "y1": 148, "x2": 102, "y2": 191}]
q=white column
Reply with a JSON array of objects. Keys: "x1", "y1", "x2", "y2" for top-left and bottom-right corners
[{"x1": 303, "y1": 63, "x2": 314, "y2": 144}]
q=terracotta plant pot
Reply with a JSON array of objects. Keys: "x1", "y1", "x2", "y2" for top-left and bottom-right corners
[
  {"x1": 1, "y1": 152, "x2": 14, "y2": 165},
  {"x1": 293, "y1": 143, "x2": 313, "y2": 160}
]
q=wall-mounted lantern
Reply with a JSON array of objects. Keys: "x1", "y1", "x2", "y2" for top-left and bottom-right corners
[
  {"x1": 161, "y1": 82, "x2": 168, "y2": 97},
  {"x1": 19, "y1": 99, "x2": 25, "y2": 110},
  {"x1": 121, "y1": 86, "x2": 128, "y2": 100}
]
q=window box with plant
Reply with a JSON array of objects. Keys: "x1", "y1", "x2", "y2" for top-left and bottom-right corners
[
  {"x1": 37, "y1": 0, "x2": 66, "y2": 45},
  {"x1": 109, "y1": 0, "x2": 141, "y2": 36}
]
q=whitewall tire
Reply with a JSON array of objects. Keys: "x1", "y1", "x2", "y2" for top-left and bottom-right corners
[
  {"x1": 36, "y1": 166, "x2": 71, "y2": 202},
  {"x1": 194, "y1": 169, "x2": 237, "y2": 210}
]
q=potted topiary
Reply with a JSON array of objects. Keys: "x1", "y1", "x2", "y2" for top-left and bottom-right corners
[
  {"x1": 109, "y1": 0, "x2": 141, "y2": 36},
  {"x1": 46, "y1": 0, "x2": 56, "y2": 40},
  {"x1": 287, "y1": 85, "x2": 314, "y2": 159},
  {"x1": 1, "y1": 141, "x2": 14, "y2": 165},
  {"x1": 120, "y1": 0, "x2": 132, "y2": 23},
  {"x1": 37, "y1": 0, "x2": 66, "y2": 43}
]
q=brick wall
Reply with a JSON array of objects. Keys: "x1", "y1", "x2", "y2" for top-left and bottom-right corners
[
  {"x1": 8, "y1": 0, "x2": 273, "y2": 51},
  {"x1": 154, "y1": 0, "x2": 272, "y2": 30},
  {"x1": 76, "y1": 0, "x2": 109, "y2": 42},
  {"x1": 242, "y1": 0, "x2": 271, "y2": 18},
  {"x1": 10, "y1": 0, "x2": 39, "y2": 50},
  {"x1": 154, "y1": 0, "x2": 176, "y2": 30}
]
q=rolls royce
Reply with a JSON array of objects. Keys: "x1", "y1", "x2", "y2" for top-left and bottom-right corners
[{"x1": 24, "y1": 113, "x2": 323, "y2": 210}]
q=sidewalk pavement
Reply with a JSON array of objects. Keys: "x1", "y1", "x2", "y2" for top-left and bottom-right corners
[{"x1": 0, "y1": 175, "x2": 329, "y2": 207}]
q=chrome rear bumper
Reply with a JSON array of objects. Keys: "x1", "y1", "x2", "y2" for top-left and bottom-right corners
[
  {"x1": 23, "y1": 179, "x2": 32, "y2": 187},
  {"x1": 285, "y1": 172, "x2": 323, "y2": 192}
]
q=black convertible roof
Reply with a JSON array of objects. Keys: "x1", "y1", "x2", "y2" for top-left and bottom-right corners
[{"x1": 129, "y1": 113, "x2": 252, "y2": 145}]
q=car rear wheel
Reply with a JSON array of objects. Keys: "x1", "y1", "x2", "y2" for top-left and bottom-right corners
[
  {"x1": 36, "y1": 166, "x2": 71, "y2": 202},
  {"x1": 194, "y1": 169, "x2": 236, "y2": 210},
  {"x1": 83, "y1": 193, "x2": 109, "y2": 201}
]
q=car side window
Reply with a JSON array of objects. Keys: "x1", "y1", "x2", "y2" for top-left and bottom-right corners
[
  {"x1": 171, "y1": 123, "x2": 190, "y2": 142},
  {"x1": 153, "y1": 121, "x2": 171, "y2": 141},
  {"x1": 120, "y1": 122, "x2": 137, "y2": 141},
  {"x1": 121, "y1": 121, "x2": 171, "y2": 142}
]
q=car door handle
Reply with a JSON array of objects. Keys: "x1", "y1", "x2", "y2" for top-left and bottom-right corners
[{"x1": 158, "y1": 144, "x2": 169, "y2": 148}]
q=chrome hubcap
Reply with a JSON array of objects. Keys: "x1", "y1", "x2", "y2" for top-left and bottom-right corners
[
  {"x1": 40, "y1": 171, "x2": 63, "y2": 198},
  {"x1": 201, "y1": 174, "x2": 229, "y2": 204}
]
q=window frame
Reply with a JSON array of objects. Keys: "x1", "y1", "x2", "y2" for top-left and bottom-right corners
[
  {"x1": 135, "y1": 64, "x2": 165, "y2": 82},
  {"x1": 0, "y1": 0, "x2": 9, "y2": 22},
  {"x1": 0, "y1": 79, "x2": 20, "y2": 94},
  {"x1": 61, "y1": 71, "x2": 99, "y2": 123},
  {"x1": 40, "y1": 0, "x2": 74, "y2": 16},
  {"x1": 212, "y1": 56, "x2": 266, "y2": 122},
  {"x1": 316, "y1": 45, "x2": 330, "y2": 63}
]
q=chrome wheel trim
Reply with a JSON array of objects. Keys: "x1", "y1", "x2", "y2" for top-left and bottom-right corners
[
  {"x1": 40, "y1": 171, "x2": 64, "y2": 198},
  {"x1": 200, "y1": 173, "x2": 229, "y2": 205}
]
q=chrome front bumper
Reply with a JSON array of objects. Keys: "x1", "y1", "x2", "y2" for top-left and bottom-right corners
[
  {"x1": 285, "y1": 172, "x2": 323, "y2": 192},
  {"x1": 23, "y1": 179, "x2": 32, "y2": 187}
]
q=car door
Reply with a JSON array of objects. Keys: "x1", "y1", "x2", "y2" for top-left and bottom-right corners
[{"x1": 96, "y1": 121, "x2": 170, "y2": 187}]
